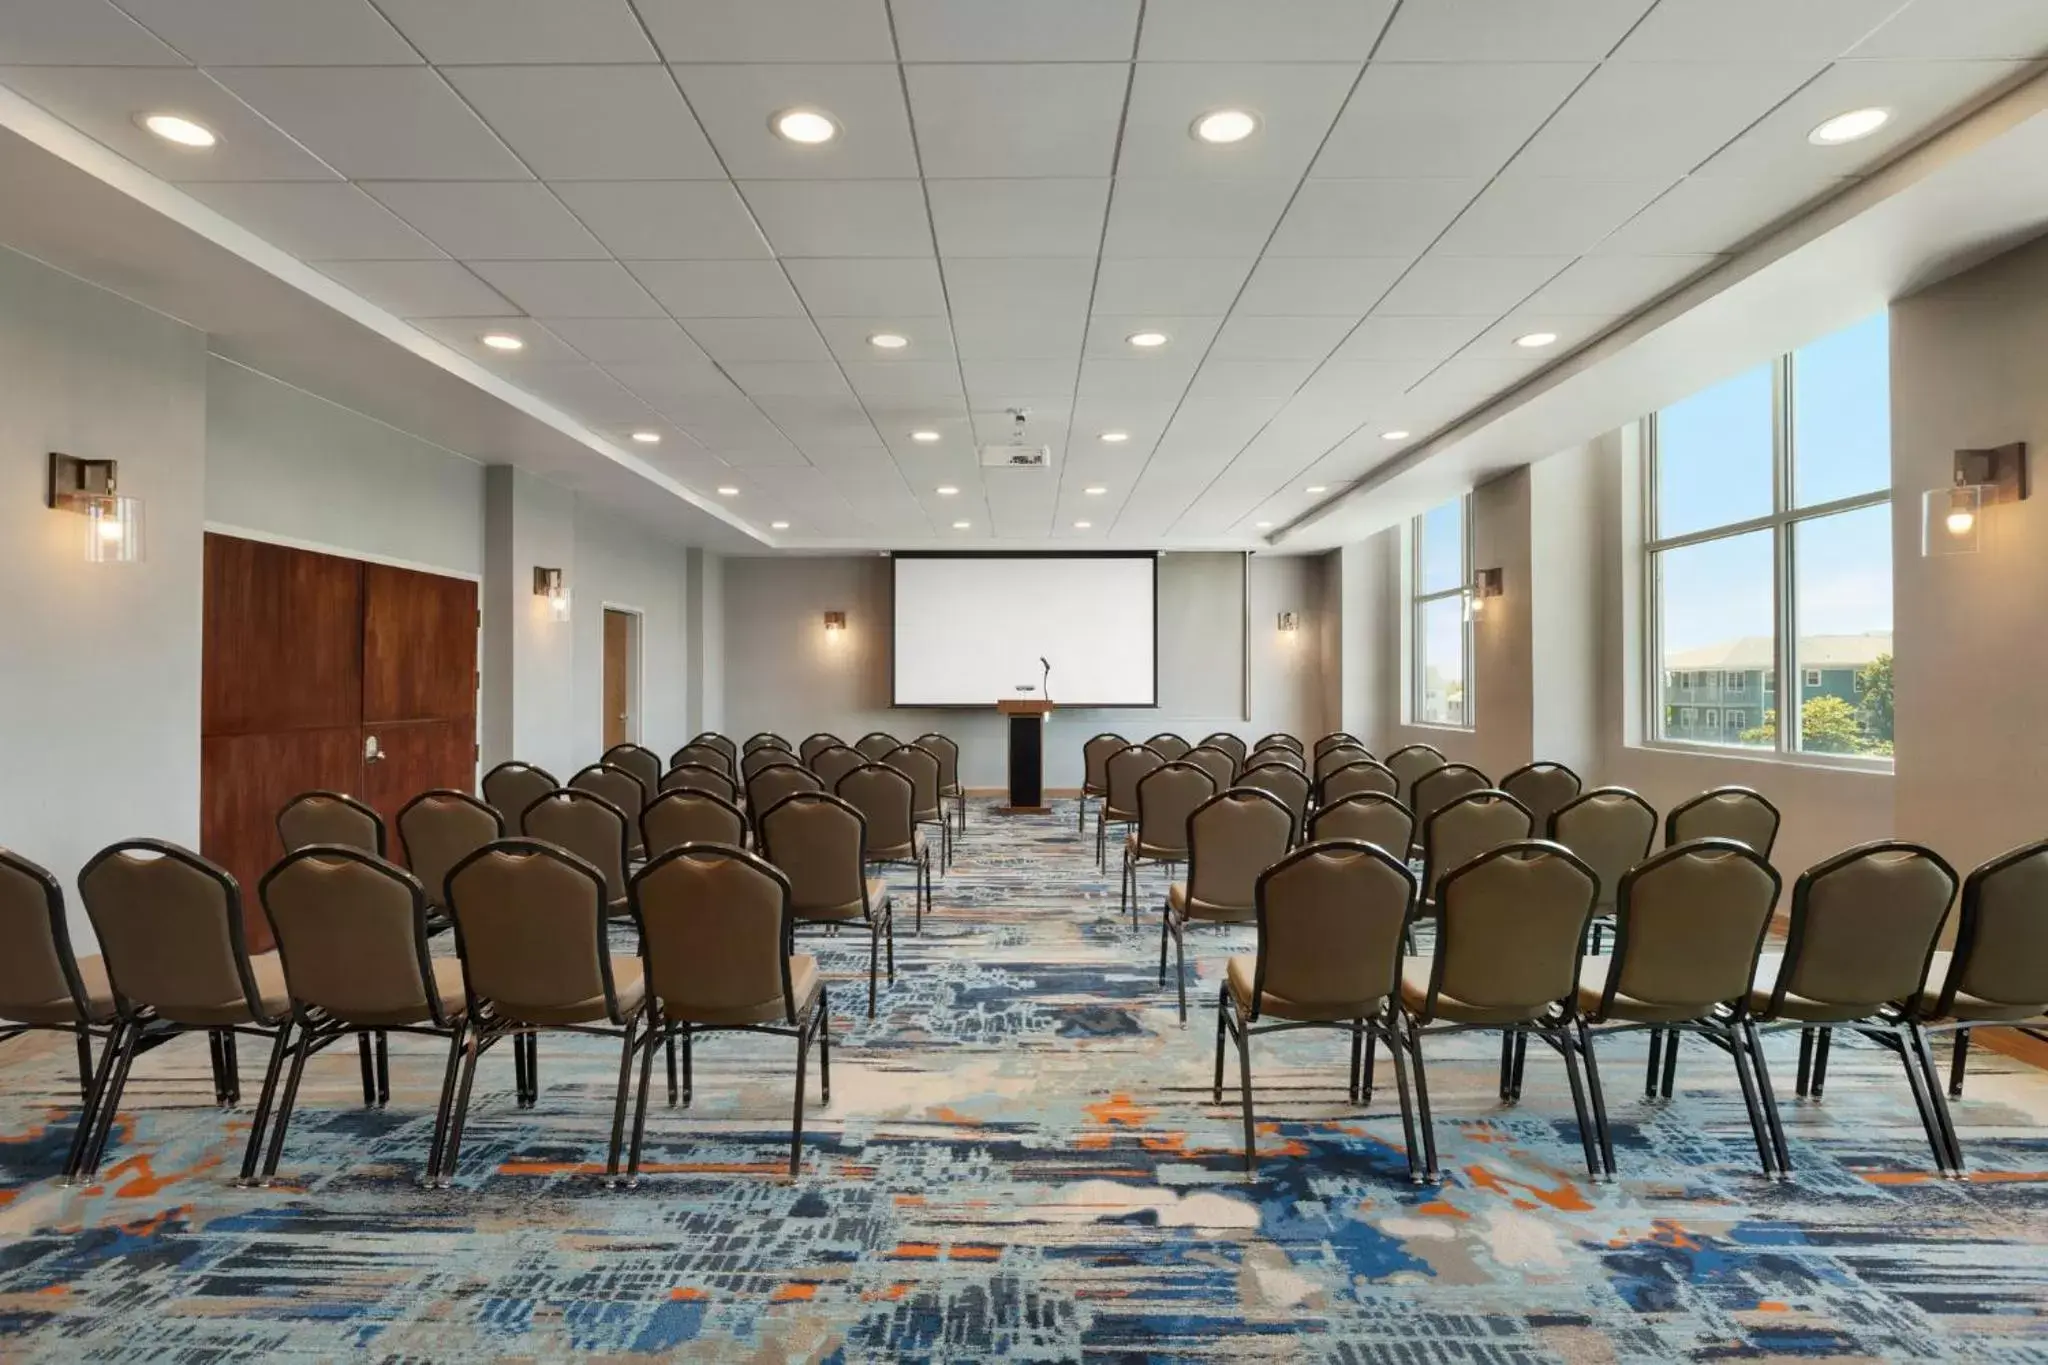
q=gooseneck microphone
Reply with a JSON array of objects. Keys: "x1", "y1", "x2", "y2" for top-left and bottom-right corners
[{"x1": 1040, "y1": 655, "x2": 1051, "y2": 703}]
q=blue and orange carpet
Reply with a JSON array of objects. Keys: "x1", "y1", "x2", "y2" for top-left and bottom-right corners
[{"x1": 3, "y1": 803, "x2": 2047, "y2": 1360}]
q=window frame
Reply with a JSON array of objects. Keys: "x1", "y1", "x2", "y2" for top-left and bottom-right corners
[
  {"x1": 1409, "y1": 495, "x2": 1474, "y2": 731},
  {"x1": 1642, "y1": 342, "x2": 1892, "y2": 770}
]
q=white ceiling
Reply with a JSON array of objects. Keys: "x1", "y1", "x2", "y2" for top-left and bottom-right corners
[{"x1": 0, "y1": 0, "x2": 2044, "y2": 551}]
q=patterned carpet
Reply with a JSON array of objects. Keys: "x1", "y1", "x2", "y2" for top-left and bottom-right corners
[{"x1": 4, "y1": 803, "x2": 2048, "y2": 1362}]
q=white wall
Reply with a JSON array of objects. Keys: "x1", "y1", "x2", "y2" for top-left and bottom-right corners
[
  {"x1": 570, "y1": 500, "x2": 689, "y2": 765},
  {"x1": 1, "y1": 245, "x2": 207, "y2": 941}
]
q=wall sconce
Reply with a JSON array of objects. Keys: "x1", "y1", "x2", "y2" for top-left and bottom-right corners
[
  {"x1": 1276, "y1": 611, "x2": 1300, "y2": 632},
  {"x1": 48, "y1": 453, "x2": 144, "y2": 563},
  {"x1": 1924, "y1": 442, "x2": 2027, "y2": 556},
  {"x1": 1470, "y1": 567, "x2": 1504, "y2": 615},
  {"x1": 533, "y1": 566, "x2": 570, "y2": 620},
  {"x1": 823, "y1": 610, "x2": 847, "y2": 634}
]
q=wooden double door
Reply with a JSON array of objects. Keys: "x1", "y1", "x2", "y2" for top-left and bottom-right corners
[{"x1": 201, "y1": 533, "x2": 477, "y2": 949}]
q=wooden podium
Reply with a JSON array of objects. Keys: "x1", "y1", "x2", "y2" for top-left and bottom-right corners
[{"x1": 996, "y1": 697, "x2": 1053, "y2": 813}]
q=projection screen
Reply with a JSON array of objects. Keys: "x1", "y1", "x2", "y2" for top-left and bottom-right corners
[{"x1": 891, "y1": 553, "x2": 1158, "y2": 707}]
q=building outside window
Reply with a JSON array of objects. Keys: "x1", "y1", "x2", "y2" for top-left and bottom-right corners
[{"x1": 1410, "y1": 496, "x2": 1471, "y2": 728}]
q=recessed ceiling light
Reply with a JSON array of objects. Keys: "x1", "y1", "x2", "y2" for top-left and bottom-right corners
[
  {"x1": 936, "y1": 485, "x2": 958, "y2": 496},
  {"x1": 1192, "y1": 109, "x2": 1259, "y2": 145},
  {"x1": 1514, "y1": 331, "x2": 1559, "y2": 349},
  {"x1": 952, "y1": 520, "x2": 970, "y2": 530},
  {"x1": 771, "y1": 520, "x2": 790, "y2": 530},
  {"x1": 772, "y1": 108, "x2": 837, "y2": 144},
  {"x1": 716, "y1": 486, "x2": 739, "y2": 497},
  {"x1": 1305, "y1": 485, "x2": 1327, "y2": 494},
  {"x1": 910, "y1": 429, "x2": 941, "y2": 443},
  {"x1": 480, "y1": 332, "x2": 524, "y2": 352},
  {"x1": 1381, "y1": 430, "x2": 1410, "y2": 441},
  {"x1": 868, "y1": 332, "x2": 908, "y2": 349},
  {"x1": 1809, "y1": 107, "x2": 1889, "y2": 146},
  {"x1": 1084, "y1": 485, "x2": 1107, "y2": 496},
  {"x1": 629, "y1": 430, "x2": 660, "y2": 444},
  {"x1": 1074, "y1": 520, "x2": 1092, "y2": 529},
  {"x1": 139, "y1": 112, "x2": 216, "y2": 148},
  {"x1": 1099, "y1": 431, "x2": 1130, "y2": 443},
  {"x1": 1126, "y1": 331, "x2": 1169, "y2": 349},
  {"x1": 1255, "y1": 520, "x2": 1274, "y2": 529}
]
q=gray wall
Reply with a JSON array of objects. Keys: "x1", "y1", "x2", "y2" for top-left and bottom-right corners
[{"x1": 571, "y1": 499, "x2": 690, "y2": 764}]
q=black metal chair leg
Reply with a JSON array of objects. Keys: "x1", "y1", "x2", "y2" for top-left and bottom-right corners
[
  {"x1": 512, "y1": 1027, "x2": 529, "y2": 1104},
  {"x1": 1556, "y1": 1026, "x2": 1602, "y2": 1180},
  {"x1": 790, "y1": 1020, "x2": 811, "y2": 1179},
  {"x1": 1949, "y1": 1029, "x2": 1970, "y2": 1098},
  {"x1": 666, "y1": 1033, "x2": 678, "y2": 1106},
  {"x1": 438, "y1": 1033, "x2": 485, "y2": 1188},
  {"x1": 74, "y1": 1028, "x2": 95, "y2": 1100},
  {"x1": 525, "y1": 1032, "x2": 540, "y2": 1106},
  {"x1": 1211, "y1": 985, "x2": 1229, "y2": 1103},
  {"x1": 1233, "y1": 1013, "x2": 1257, "y2": 1175},
  {"x1": 81, "y1": 1020, "x2": 143, "y2": 1180},
  {"x1": 1909, "y1": 1021, "x2": 1963, "y2": 1176},
  {"x1": 375, "y1": 1031, "x2": 390, "y2": 1107},
  {"x1": 262, "y1": 1023, "x2": 319, "y2": 1182},
  {"x1": 818, "y1": 986, "x2": 832, "y2": 1105},
  {"x1": 1511, "y1": 1028, "x2": 1529, "y2": 1101},
  {"x1": 358, "y1": 1031, "x2": 377, "y2": 1108},
  {"x1": 626, "y1": 1019, "x2": 660, "y2": 1186},
  {"x1": 1658, "y1": 1025, "x2": 1679, "y2": 1099},
  {"x1": 1498, "y1": 1030, "x2": 1516, "y2": 1102},
  {"x1": 1810, "y1": 1027, "x2": 1832, "y2": 1099},
  {"x1": 1745, "y1": 1021, "x2": 1792, "y2": 1178},
  {"x1": 238, "y1": 1021, "x2": 295, "y2": 1183},
  {"x1": 604, "y1": 1015, "x2": 640, "y2": 1185},
  {"x1": 64, "y1": 1019, "x2": 128, "y2": 1183},
  {"x1": 1349, "y1": 1021, "x2": 1364, "y2": 1104},
  {"x1": 221, "y1": 1028, "x2": 240, "y2": 1106},
  {"x1": 1894, "y1": 1020, "x2": 1953, "y2": 1177},
  {"x1": 1645, "y1": 1028, "x2": 1664, "y2": 1100},
  {"x1": 1796, "y1": 1026, "x2": 1815, "y2": 1097},
  {"x1": 208, "y1": 1028, "x2": 227, "y2": 1105},
  {"x1": 1385, "y1": 1017, "x2": 1423, "y2": 1184},
  {"x1": 680, "y1": 1024, "x2": 693, "y2": 1107},
  {"x1": 1727, "y1": 1022, "x2": 1778, "y2": 1179},
  {"x1": 1361, "y1": 1028, "x2": 1378, "y2": 1106},
  {"x1": 1405, "y1": 1025, "x2": 1441, "y2": 1182},
  {"x1": 868, "y1": 922, "x2": 880, "y2": 1020},
  {"x1": 1576, "y1": 1019, "x2": 1616, "y2": 1179},
  {"x1": 422, "y1": 1021, "x2": 467, "y2": 1186}
]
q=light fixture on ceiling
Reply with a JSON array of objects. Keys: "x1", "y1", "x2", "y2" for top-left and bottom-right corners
[
  {"x1": 1099, "y1": 431, "x2": 1130, "y2": 444},
  {"x1": 771, "y1": 520, "x2": 791, "y2": 530},
  {"x1": 1514, "y1": 331, "x2": 1559, "y2": 349},
  {"x1": 936, "y1": 485, "x2": 958, "y2": 496},
  {"x1": 138, "y1": 112, "x2": 216, "y2": 148},
  {"x1": 1304, "y1": 485, "x2": 1326, "y2": 494},
  {"x1": 716, "y1": 486, "x2": 739, "y2": 496},
  {"x1": 480, "y1": 332, "x2": 524, "y2": 352},
  {"x1": 533, "y1": 566, "x2": 569, "y2": 621},
  {"x1": 1192, "y1": 109, "x2": 1259, "y2": 145},
  {"x1": 772, "y1": 107, "x2": 838, "y2": 144},
  {"x1": 1084, "y1": 486, "x2": 1107, "y2": 496},
  {"x1": 1809, "y1": 107, "x2": 1890, "y2": 146},
  {"x1": 1924, "y1": 442, "x2": 2028, "y2": 556},
  {"x1": 47, "y1": 453, "x2": 143, "y2": 563},
  {"x1": 1255, "y1": 520, "x2": 1273, "y2": 529},
  {"x1": 1074, "y1": 520, "x2": 1092, "y2": 529},
  {"x1": 868, "y1": 332, "x2": 908, "y2": 349},
  {"x1": 1381, "y1": 430, "x2": 1410, "y2": 441},
  {"x1": 629, "y1": 430, "x2": 660, "y2": 444},
  {"x1": 910, "y1": 429, "x2": 941, "y2": 443},
  {"x1": 951, "y1": 520, "x2": 970, "y2": 530},
  {"x1": 1126, "y1": 331, "x2": 1168, "y2": 349}
]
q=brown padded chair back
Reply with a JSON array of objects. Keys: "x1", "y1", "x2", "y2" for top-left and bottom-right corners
[
  {"x1": 1771, "y1": 842, "x2": 1956, "y2": 1013},
  {"x1": 691, "y1": 732, "x2": 739, "y2": 770},
  {"x1": 1185, "y1": 789, "x2": 1293, "y2": 913},
  {"x1": 1182, "y1": 744, "x2": 1237, "y2": 792},
  {"x1": 759, "y1": 791, "x2": 870, "y2": 918},
  {"x1": 1427, "y1": 842, "x2": 1598, "y2": 1018},
  {"x1": 1666, "y1": 786, "x2": 1781, "y2": 857},
  {"x1": 1254, "y1": 732, "x2": 1303, "y2": 755},
  {"x1": 747, "y1": 763, "x2": 824, "y2": 823},
  {"x1": 884, "y1": 744, "x2": 943, "y2": 820},
  {"x1": 601, "y1": 743, "x2": 662, "y2": 796},
  {"x1": 669, "y1": 742, "x2": 733, "y2": 779},
  {"x1": 521, "y1": 789, "x2": 630, "y2": 908},
  {"x1": 810, "y1": 744, "x2": 865, "y2": 793},
  {"x1": 1237, "y1": 762, "x2": 1310, "y2": 836},
  {"x1": 743, "y1": 746, "x2": 802, "y2": 781},
  {"x1": 1308, "y1": 793, "x2": 1414, "y2": 859},
  {"x1": 446, "y1": 839, "x2": 621, "y2": 1023},
  {"x1": 1134, "y1": 762, "x2": 1217, "y2": 854},
  {"x1": 572, "y1": 763, "x2": 647, "y2": 832},
  {"x1": 1596, "y1": 840, "x2": 1780, "y2": 1015},
  {"x1": 1247, "y1": 744, "x2": 1305, "y2": 772},
  {"x1": 1940, "y1": 840, "x2": 2048, "y2": 1013},
  {"x1": 1313, "y1": 744, "x2": 1374, "y2": 787},
  {"x1": 1423, "y1": 790, "x2": 1534, "y2": 901},
  {"x1": 1385, "y1": 744, "x2": 1447, "y2": 801},
  {"x1": 1312, "y1": 732, "x2": 1362, "y2": 757},
  {"x1": 854, "y1": 732, "x2": 900, "y2": 761},
  {"x1": 1500, "y1": 763, "x2": 1583, "y2": 837},
  {"x1": 837, "y1": 763, "x2": 917, "y2": 854},
  {"x1": 277, "y1": 791, "x2": 387, "y2": 858},
  {"x1": 482, "y1": 762, "x2": 557, "y2": 829},
  {"x1": 915, "y1": 733, "x2": 962, "y2": 795},
  {"x1": 633, "y1": 846, "x2": 796, "y2": 1021},
  {"x1": 0, "y1": 849, "x2": 95, "y2": 1026},
  {"x1": 1104, "y1": 744, "x2": 1165, "y2": 817},
  {"x1": 1410, "y1": 762, "x2": 1489, "y2": 833},
  {"x1": 1200, "y1": 733, "x2": 1248, "y2": 770},
  {"x1": 79, "y1": 840, "x2": 273, "y2": 1025},
  {"x1": 1321, "y1": 759, "x2": 1398, "y2": 805},
  {"x1": 1082, "y1": 733, "x2": 1128, "y2": 794},
  {"x1": 1548, "y1": 787, "x2": 1657, "y2": 913},
  {"x1": 1248, "y1": 841, "x2": 1414, "y2": 1019},
  {"x1": 799, "y1": 733, "x2": 843, "y2": 767},
  {"x1": 642, "y1": 790, "x2": 748, "y2": 858},
  {"x1": 1145, "y1": 733, "x2": 1191, "y2": 762},
  {"x1": 660, "y1": 762, "x2": 739, "y2": 804},
  {"x1": 744, "y1": 732, "x2": 792, "y2": 756},
  {"x1": 398, "y1": 789, "x2": 503, "y2": 909},
  {"x1": 261, "y1": 847, "x2": 449, "y2": 1027}
]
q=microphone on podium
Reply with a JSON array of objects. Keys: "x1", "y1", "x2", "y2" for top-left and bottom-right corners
[{"x1": 1039, "y1": 655, "x2": 1051, "y2": 703}]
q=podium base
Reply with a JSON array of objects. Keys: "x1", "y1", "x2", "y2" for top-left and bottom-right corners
[{"x1": 995, "y1": 804, "x2": 1051, "y2": 816}]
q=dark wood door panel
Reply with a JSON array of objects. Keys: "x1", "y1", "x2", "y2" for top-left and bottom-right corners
[
  {"x1": 202, "y1": 727, "x2": 362, "y2": 950},
  {"x1": 361, "y1": 718, "x2": 477, "y2": 842},
  {"x1": 364, "y1": 564, "x2": 477, "y2": 725},
  {"x1": 604, "y1": 609, "x2": 631, "y2": 749},
  {"x1": 203, "y1": 534, "x2": 362, "y2": 736}
]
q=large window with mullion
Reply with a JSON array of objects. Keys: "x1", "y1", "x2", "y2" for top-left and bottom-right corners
[{"x1": 1410, "y1": 496, "x2": 1472, "y2": 729}]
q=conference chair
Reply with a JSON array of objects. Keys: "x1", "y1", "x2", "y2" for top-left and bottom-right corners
[
  {"x1": 669, "y1": 742, "x2": 733, "y2": 780},
  {"x1": 1746, "y1": 842, "x2": 1959, "y2": 1179},
  {"x1": 1320, "y1": 759, "x2": 1399, "y2": 807},
  {"x1": 1237, "y1": 761, "x2": 1310, "y2": 844},
  {"x1": 1500, "y1": 762, "x2": 1583, "y2": 838},
  {"x1": 1312, "y1": 732, "x2": 1364, "y2": 759},
  {"x1": 397, "y1": 790, "x2": 503, "y2": 925},
  {"x1": 69, "y1": 841, "x2": 295, "y2": 1184},
  {"x1": 1384, "y1": 743, "x2": 1447, "y2": 803},
  {"x1": 623, "y1": 846, "x2": 831, "y2": 1182},
  {"x1": 809, "y1": 743, "x2": 866, "y2": 795},
  {"x1": 659, "y1": 762, "x2": 739, "y2": 806},
  {"x1": 641, "y1": 790, "x2": 747, "y2": 859},
  {"x1": 1419, "y1": 790, "x2": 1533, "y2": 919},
  {"x1": 1575, "y1": 841, "x2": 1782, "y2": 1179},
  {"x1": 1666, "y1": 786, "x2": 1782, "y2": 857},
  {"x1": 1160, "y1": 789, "x2": 1292, "y2": 1022},
  {"x1": 1217, "y1": 841, "x2": 1419, "y2": 1177},
  {"x1": 438, "y1": 839, "x2": 648, "y2": 1187},
  {"x1": 1253, "y1": 733, "x2": 1303, "y2": 755},
  {"x1": 277, "y1": 790, "x2": 387, "y2": 858},
  {"x1": 744, "y1": 733, "x2": 793, "y2": 757},
  {"x1": 689, "y1": 732, "x2": 739, "y2": 773},
  {"x1": 1098, "y1": 744, "x2": 1165, "y2": 870},
  {"x1": 914, "y1": 732, "x2": 967, "y2": 837},
  {"x1": 1078, "y1": 733, "x2": 1128, "y2": 834},
  {"x1": 1399, "y1": 841, "x2": 1603, "y2": 1181},
  {"x1": 1145, "y1": 733, "x2": 1192, "y2": 762},
  {"x1": 254, "y1": 847, "x2": 469, "y2": 1186},
  {"x1": 885, "y1": 743, "x2": 952, "y2": 872},
  {"x1": 1199, "y1": 733, "x2": 1248, "y2": 773},
  {"x1": 1312, "y1": 744, "x2": 1375, "y2": 800},
  {"x1": 836, "y1": 763, "x2": 932, "y2": 933},
  {"x1": 1121, "y1": 762, "x2": 1217, "y2": 925},
  {"x1": 1306, "y1": 793, "x2": 1414, "y2": 859},
  {"x1": 570, "y1": 763, "x2": 649, "y2": 858},
  {"x1": 521, "y1": 789, "x2": 632, "y2": 922},
  {"x1": 1408, "y1": 763, "x2": 1490, "y2": 851},
  {"x1": 601, "y1": 743, "x2": 663, "y2": 798},
  {"x1": 799, "y1": 733, "x2": 844, "y2": 767},
  {"x1": 0, "y1": 848, "x2": 118, "y2": 1126},
  {"x1": 854, "y1": 732, "x2": 899, "y2": 762},
  {"x1": 758, "y1": 791, "x2": 896, "y2": 1017},
  {"x1": 1547, "y1": 788, "x2": 1657, "y2": 956},
  {"x1": 1246, "y1": 744, "x2": 1306, "y2": 773},
  {"x1": 1181, "y1": 743, "x2": 1237, "y2": 794},
  {"x1": 746, "y1": 763, "x2": 823, "y2": 839},
  {"x1": 743, "y1": 746, "x2": 802, "y2": 782},
  {"x1": 482, "y1": 762, "x2": 558, "y2": 832}
]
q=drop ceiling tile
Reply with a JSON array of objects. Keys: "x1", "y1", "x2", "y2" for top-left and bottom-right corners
[
  {"x1": 544, "y1": 318, "x2": 709, "y2": 365},
  {"x1": 960, "y1": 360, "x2": 1080, "y2": 404},
  {"x1": 115, "y1": 0, "x2": 416, "y2": 63},
  {"x1": 1414, "y1": 355, "x2": 1548, "y2": 401},
  {"x1": 1851, "y1": 0, "x2": 2048, "y2": 58},
  {"x1": 375, "y1": 0, "x2": 659, "y2": 63},
  {"x1": 720, "y1": 361, "x2": 852, "y2": 396},
  {"x1": 752, "y1": 396, "x2": 881, "y2": 445},
  {"x1": 682, "y1": 317, "x2": 830, "y2": 363},
  {"x1": 1374, "y1": 254, "x2": 1570, "y2": 315},
  {"x1": 517, "y1": 363, "x2": 656, "y2": 421},
  {"x1": 674, "y1": 63, "x2": 916, "y2": 179},
  {"x1": 906, "y1": 63, "x2": 1128, "y2": 178},
  {"x1": 1101, "y1": 179, "x2": 1296, "y2": 257},
  {"x1": 1236, "y1": 258, "x2": 1404, "y2": 315},
  {"x1": 627, "y1": 260, "x2": 805, "y2": 317},
  {"x1": 842, "y1": 362, "x2": 966, "y2": 402},
  {"x1": 1209, "y1": 313, "x2": 1357, "y2": 361},
  {"x1": 950, "y1": 309, "x2": 1087, "y2": 361},
  {"x1": 1595, "y1": 171, "x2": 1851, "y2": 256},
  {"x1": 181, "y1": 182, "x2": 440, "y2": 259},
  {"x1": 1290, "y1": 358, "x2": 1426, "y2": 407},
  {"x1": 740, "y1": 180, "x2": 934, "y2": 257},
  {"x1": 410, "y1": 316, "x2": 584, "y2": 366},
  {"x1": 1138, "y1": 0, "x2": 1395, "y2": 60},
  {"x1": 1376, "y1": 0, "x2": 1656, "y2": 60},
  {"x1": 1119, "y1": 62, "x2": 1359, "y2": 180},
  {"x1": 892, "y1": 0, "x2": 1140, "y2": 60},
  {"x1": 1613, "y1": 0, "x2": 1903, "y2": 61},
  {"x1": 942, "y1": 256, "x2": 1096, "y2": 314},
  {"x1": 1266, "y1": 179, "x2": 1481, "y2": 256},
  {"x1": 718, "y1": 442, "x2": 812, "y2": 468},
  {"x1": 443, "y1": 65, "x2": 721, "y2": 180},
  {"x1": 928, "y1": 178, "x2": 1109, "y2": 257},
  {"x1": 635, "y1": 0, "x2": 894, "y2": 62},
  {"x1": 315, "y1": 259, "x2": 511, "y2": 316},
  {"x1": 211, "y1": 66, "x2": 532, "y2": 180},
  {"x1": 1314, "y1": 62, "x2": 1591, "y2": 179},
  {"x1": 818, "y1": 317, "x2": 957, "y2": 363},
  {"x1": 553, "y1": 181, "x2": 771, "y2": 259},
  {"x1": 468, "y1": 260, "x2": 665, "y2": 317},
  {"x1": 1090, "y1": 258, "x2": 1254, "y2": 314},
  {"x1": 604, "y1": 358, "x2": 742, "y2": 403},
  {"x1": 364, "y1": 182, "x2": 606, "y2": 258},
  {"x1": 784, "y1": 257, "x2": 948, "y2": 316},
  {"x1": 1184, "y1": 358, "x2": 1319, "y2": 400},
  {"x1": 1082, "y1": 314, "x2": 1223, "y2": 357},
  {"x1": 1433, "y1": 174, "x2": 1675, "y2": 255},
  {"x1": 0, "y1": 66, "x2": 340, "y2": 180},
  {"x1": 1522, "y1": 253, "x2": 1721, "y2": 314},
  {"x1": 1076, "y1": 355, "x2": 1203, "y2": 403},
  {"x1": 1457, "y1": 312, "x2": 1621, "y2": 359},
  {"x1": 1511, "y1": 62, "x2": 1821, "y2": 179},
  {"x1": 0, "y1": 0, "x2": 184, "y2": 64},
  {"x1": 1331, "y1": 315, "x2": 1487, "y2": 362}
]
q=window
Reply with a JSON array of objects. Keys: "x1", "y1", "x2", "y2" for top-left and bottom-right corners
[
  {"x1": 1410, "y1": 496, "x2": 1471, "y2": 728},
  {"x1": 1645, "y1": 312, "x2": 1893, "y2": 762},
  {"x1": 1703, "y1": 709, "x2": 1720, "y2": 728}
]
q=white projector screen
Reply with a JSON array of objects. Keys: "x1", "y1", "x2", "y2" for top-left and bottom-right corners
[{"x1": 892, "y1": 554, "x2": 1158, "y2": 707}]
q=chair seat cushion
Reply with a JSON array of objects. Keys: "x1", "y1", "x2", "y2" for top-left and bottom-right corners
[
  {"x1": 1904, "y1": 950, "x2": 2047, "y2": 1023},
  {"x1": 1226, "y1": 955, "x2": 1383, "y2": 1022},
  {"x1": 1168, "y1": 882, "x2": 1251, "y2": 923},
  {"x1": 868, "y1": 833, "x2": 927, "y2": 863},
  {"x1": 1574, "y1": 955, "x2": 1718, "y2": 1024},
  {"x1": 496, "y1": 955, "x2": 647, "y2": 1026},
  {"x1": 1124, "y1": 830, "x2": 1185, "y2": 862},
  {"x1": 670, "y1": 956, "x2": 821, "y2": 1027},
  {"x1": 1398, "y1": 955, "x2": 1551, "y2": 1025},
  {"x1": 161, "y1": 951, "x2": 293, "y2": 1026},
  {"x1": 1, "y1": 953, "x2": 119, "y2": 1026},
  {"x1": 797, "y1": 878, "x2": 888, "y2": 923},
  {"x1": 1747, "y1": 953, "x2": 1893, "y2": 1023},
  {"x1": 331, "y1": 957, "x2": 470, "y2": 1027}
]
